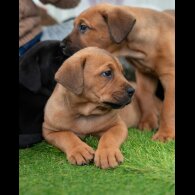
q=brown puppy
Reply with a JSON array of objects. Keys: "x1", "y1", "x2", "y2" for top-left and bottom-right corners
[
  {"x1": 42, "y1": 47, "x2": 144, "y2": 169},
  {"x1": 61, "y1": 3, "x2": 175, "y2": 141}
]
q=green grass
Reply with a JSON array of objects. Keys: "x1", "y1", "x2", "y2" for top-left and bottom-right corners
[{"x1": 19, "y1": 129, "x2": 175, "y2": 195}]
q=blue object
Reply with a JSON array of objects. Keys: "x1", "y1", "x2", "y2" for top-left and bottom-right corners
[{"x1": 19, "y1": 32, "x2": 43, "y2": 57}]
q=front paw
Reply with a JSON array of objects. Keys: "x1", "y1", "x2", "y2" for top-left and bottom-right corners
[
  {"x1": 152, "y1": 129, "x2": 175, "y2": 142},
  {"x1": 94, "y1": 147, "x2": 123, "y2": 169},
  {"x1": 138, "y1": 113, "x2": 159, "y2": 131},
  {"x1": 67, "y1": 143, "x2": 95, "y2": 165}
]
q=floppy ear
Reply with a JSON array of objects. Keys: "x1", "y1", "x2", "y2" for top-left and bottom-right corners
[
  {"x1": 102, "y1": 8, "x2": 136, "y2": 43},
  {"x1": 19, "y1": 55, "x2": 41, "y2": 92},
  {"x1": 55, "y1": 56, "x2": 86, "y2": 95}
]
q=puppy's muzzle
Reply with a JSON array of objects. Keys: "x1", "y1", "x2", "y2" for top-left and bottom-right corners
[
  {"x1": 60, "y1": 42, "x2": 68, "y2": 54},
  {"x1": 60, "y1": 39, "x2": 81, "y2": 56},
  {"x1": 60, "y1": 42, "x2": 66, "y2": 50},
  {"x1": 104, "y1": 87, "x2": 135, "y2": 109}
]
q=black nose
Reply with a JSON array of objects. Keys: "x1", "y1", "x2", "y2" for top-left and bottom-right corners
[
  {"x1": 60, "y1": 42, "x2": 66, "y2": 49},
  {"x1": 127, "y1": 87, "x2": 135, "y2": 97}
]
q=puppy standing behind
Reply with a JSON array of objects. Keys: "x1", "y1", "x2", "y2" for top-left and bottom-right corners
[
  {"x1": 42, "y1": 47, "x2": 145, "y2": 169},
  {"x1": 61, "y1": 3, "x2": 174, "y2": 141}
]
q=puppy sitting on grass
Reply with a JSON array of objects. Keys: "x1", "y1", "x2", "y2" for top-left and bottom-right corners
[{"x1": 43, "y1": 47, "x2": 160, "y2": 169}]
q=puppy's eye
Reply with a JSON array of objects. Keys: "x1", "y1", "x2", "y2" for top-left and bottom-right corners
[
  {"x1": 78, "y1": 24, "x2": 89, "y2": 33},
  {"x1": 101, "y1": 70, "x2": 112, "y2": 78}
]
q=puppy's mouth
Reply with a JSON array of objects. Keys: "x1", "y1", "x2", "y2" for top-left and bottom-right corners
[{"x1": 103, "y1": 99, "x2": 131, "y2": 109}]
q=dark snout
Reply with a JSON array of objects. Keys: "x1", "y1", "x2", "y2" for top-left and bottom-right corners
[
  {"x1": 60, "y1": 39, "x2": 74, "y2": 56},
  {"x1": 104, "y1": 85, "x2": 135, "y2": 109},
  {"x1": 59, "y1": 42, "x2": 66, "y2": 51},
  {"x1": 60, "y1": 36, "x2": 82, "y2": 56}
]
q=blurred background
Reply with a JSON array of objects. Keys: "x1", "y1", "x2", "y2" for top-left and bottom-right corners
[{"x1": 34, "y1": 0, "x2": 175, "y2": 22}]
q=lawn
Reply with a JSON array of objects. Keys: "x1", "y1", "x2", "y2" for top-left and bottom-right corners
[{"x1": 19, "y1": 128, "x2": 175, "y2": 195}]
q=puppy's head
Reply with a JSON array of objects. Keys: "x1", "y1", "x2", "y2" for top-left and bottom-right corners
[
  {"x1": 60, "y1": 3, "x2": 136, "y2": 55},
  {"x1": 55, "y1": 47, "x2": 135, "y2": 109},
  {"x1": 19, "y1": 41, "x2": 68, "y2": 94}
]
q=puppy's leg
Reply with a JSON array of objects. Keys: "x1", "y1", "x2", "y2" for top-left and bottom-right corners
[
  {"x1": 94, "y1": 120, "x2": 128, "y2": 169},
  {"x1": 152, "y1": 73, "x2": 175, "y2": 141},
  {"x1": 136, "y1": 70, "x2": 161, "y2": 130},
  {"x1": 43, "y1": 128, "x2": 95, "y2": 165}
]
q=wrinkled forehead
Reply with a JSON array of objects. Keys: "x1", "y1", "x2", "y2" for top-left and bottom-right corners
[
  {"x1": 75, "y1": 3, "x2": 115, "y2": 24},
  {"x1": 74, "y1": 11, "x2": 104, "y2": 26},
  {"x1": 84, "y1": 50, "x2": 123, "y2": 72}
]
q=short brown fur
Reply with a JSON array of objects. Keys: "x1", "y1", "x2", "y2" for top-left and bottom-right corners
[
  {"x1": 62, "y1": 3, "x2": 175, "y2": 141},
  {"x1": 43, "y1": 47, "x2": 161, "y2": 169}
]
